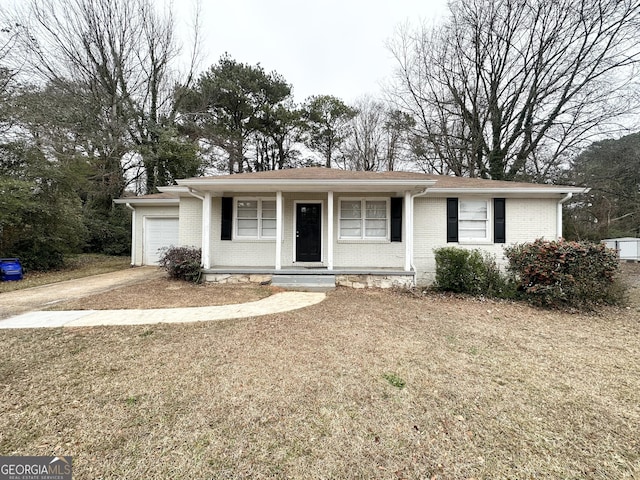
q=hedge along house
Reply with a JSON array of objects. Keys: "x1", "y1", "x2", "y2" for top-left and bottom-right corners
[{"x1": 114, "y1": 168, "x2": 588, "y2": 288}]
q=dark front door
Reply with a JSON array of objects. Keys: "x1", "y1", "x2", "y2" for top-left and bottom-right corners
[{"x1": 296, "y1": 203, "x2": 321, "y2": 262}]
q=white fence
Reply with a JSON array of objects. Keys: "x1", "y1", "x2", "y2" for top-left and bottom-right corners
[{"x1": 603, "y1": 238, "x2": 640, "y2": 261}]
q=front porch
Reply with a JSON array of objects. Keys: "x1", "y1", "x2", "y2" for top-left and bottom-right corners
[{"x1": 154, "y1": 169, "x2": 445, "y2": 289}]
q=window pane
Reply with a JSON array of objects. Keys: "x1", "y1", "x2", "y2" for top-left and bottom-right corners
[
  {"x1": 341, "y1": 200, "x2": 361, "y2": 219},
  {"x1": 460, "y1": 200, "x2": 487, "y2": 220},
  {"x1": 366, "y1": 201, "x2": 386, "y2": 219},
  {"x1": 459, "y1": 230, "x2": 486, "y2": 240},
  {"x1": 237, "y1": 218, "x2": 258, "y2": 236},
  {"x1": 262, "y1": 201, "x2": 276, "y2": 219},
  {"x1": 340, "y1": 219, "x2": 361, "y2": 237},
  {"x1": 261, "y1": 218, "x2": 276, "y2": 237},
  {"x1": 365, "y1": 219, "x2": 387, "y2": 237},
  {"x1": 459, "y1": 221, "x2": 487, "y2": 239},
  {"x1": 237, "y1": 200, "x2": 258, "y2": 218}
]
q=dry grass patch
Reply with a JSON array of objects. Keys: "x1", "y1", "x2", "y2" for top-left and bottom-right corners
[
  {"x1": 1, "y1": 288, "x2": 639, "y2": 479},
  {"x1": 620, "y1": 262, "x2": 640, "y2": 308},
  {"x1": 47, "y1": 278, "x2": 273, "y2": 310}
]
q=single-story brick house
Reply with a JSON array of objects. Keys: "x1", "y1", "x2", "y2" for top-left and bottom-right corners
[{"x1": 114, "y1": 168, "x2": 588, "y2": 287}]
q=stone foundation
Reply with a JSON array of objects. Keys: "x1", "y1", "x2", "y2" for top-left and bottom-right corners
[
  {"x1": 203, "y1": 273, "x2": 414, "y2": 289},
  {"x1": 335, "y1": 274, "x2": 414, "y2": 289},
  {"x1": 203, "y1": 273, "x2": 272, "y2": 284}
]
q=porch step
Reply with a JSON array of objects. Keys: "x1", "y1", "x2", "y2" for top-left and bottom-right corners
[{"x1": 271, "y1": 274, "x2": 336, "y2": 291}]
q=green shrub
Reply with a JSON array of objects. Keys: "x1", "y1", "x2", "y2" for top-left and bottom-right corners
[
  {"x1": 504, "y1": 238, "x2": 625, "y2": 309},
  {"x1": 9, "y1": 238, "x2": 65, "y2": 271},
  {"x1": 158, "y1": 246, "x2": 202, "y2": 283},
  {"x1": 481, "y1": 252, "x2": 517, "y2": 299},
  {"x1": 83, "y1": 208, "x2": 131, "y2": 256},
  {"x1": 434, "y1": 247, "x2": 514, "y2": 298}
]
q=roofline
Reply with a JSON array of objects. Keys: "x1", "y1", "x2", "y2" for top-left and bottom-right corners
[
  {"x1": 176, "y1": 178, "x2": 438, "y2": 187},
  {"x1": 174, "y1": 178, "x2": 438, "y2": 194},
  {"x1": 158, "y1": 186, "x2": 190, "y2": 194},
  {"x1": 113, "y1": 198, "x2": 179, "y2": 205},
  {"x1": 122, "y1": 182, "x2": 590, "y2": 199},
  {"x1": 425, "y1": 187, "x2": 590, "y2": 195}
]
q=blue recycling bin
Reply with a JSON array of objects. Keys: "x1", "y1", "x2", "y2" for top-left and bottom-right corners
[{"x1": 0, "y1": 258, "x2": 23, "y2": 281}]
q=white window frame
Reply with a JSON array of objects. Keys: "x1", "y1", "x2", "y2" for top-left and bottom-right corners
[
  {"x1": 338, "y1": 197, "x2": 390, "y2": 241},
  {"x1": 458, "y1": 198, "x2": 491, "y2": 243},
  {"x1": 234, "y1": 197, "x2": 277, "y2": 240}
]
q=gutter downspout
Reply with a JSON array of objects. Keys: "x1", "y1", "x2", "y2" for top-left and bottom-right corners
[
  {"x1": 408, "y1": 187, "x2": 431, "y2": 286},
  {"x1": 125, "y1": 203, "x2": 136, "y2": 266},
  {"x1": 557, "y1": 193, "x2": 572, "y2": 240},
  {"x1": 187, "y1": 187, "x2": 204, "y2": 201}
]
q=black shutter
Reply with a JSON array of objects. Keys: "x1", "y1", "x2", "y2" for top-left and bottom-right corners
[
  {"x1": 221, "y1": 197, "x2": 233, "y2": 241},
  {"x1": 446, "y1": 198, "x2": 458, "y2": 243},
  {"x1": 494, "y1": 198, "x2": 506, "y2": 243},
  {"x1": 390, "y1": 197, "x2": 403, "y2": 242}
]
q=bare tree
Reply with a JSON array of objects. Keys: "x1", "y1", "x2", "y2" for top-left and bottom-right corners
[
  {"x1": 388, "y1": 0, "x2": 640, "y2": 181},
  {"x1": 344, "y1": 97, "x2": 385, "y2": 171},
  {"x1": 0, "y1": 19, "x2": 28, "y2": 133},
  {"x1": 342, "y1": 96, "x2": 414, "y2": 171},
  {"x1": 8, "y1": 0, "x2": 201, "y2": 193}
]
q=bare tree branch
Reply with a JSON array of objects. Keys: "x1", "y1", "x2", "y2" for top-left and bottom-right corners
[
  {"x1": 387, "y1": 0, "x2": 640, "y2": 181},
  {"x1": 7, "y1": 0, "x2": 201, "y2": 193}
]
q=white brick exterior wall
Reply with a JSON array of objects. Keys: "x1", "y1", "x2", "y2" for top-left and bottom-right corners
[
  {"x1": 211, "y1": 194, "x2": 277, "y2": 267},
  {"x1": 332, "y1": 193, "x2": 404, "y2": 268},
  {"x1": 413, "y1": 197, "x2": 559, "y2": 285},
  {"x1": 130, "y1": 193, "x2": 561, "y2": 284},
  {"x1": 179, "y1": 197, "x2": 202, "y2": 248}
]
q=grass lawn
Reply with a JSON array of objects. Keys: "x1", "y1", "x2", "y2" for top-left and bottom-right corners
[
  {"x1": 1, "y1": 288, "x2": 638, "y2": 479},
  {"x1": 0, "y1": 254, "x2": 131, "y2": 294}
]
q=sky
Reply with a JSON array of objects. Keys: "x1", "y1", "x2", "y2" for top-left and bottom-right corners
[{"x1": 175, "y1": 0, "x2": 449, "y2": 103}]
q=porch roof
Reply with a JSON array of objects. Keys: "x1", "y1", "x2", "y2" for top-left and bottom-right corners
[
  {"x1": 117, "y1": 167, "x2": 589, "y2": 203},
  {"x1": 173, "y1": 168, "x2": 437, "y2": 194},
  {"x1": 172, "y1": 167, "x2": 587, "y2": 195}
]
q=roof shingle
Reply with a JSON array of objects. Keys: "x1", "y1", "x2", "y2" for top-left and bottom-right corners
[{"x1": 183, "y1": 167, "x2": 573, "y2": 190}]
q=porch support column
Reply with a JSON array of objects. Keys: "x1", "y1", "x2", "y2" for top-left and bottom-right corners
[
  {"x1": 327, "y1": 191, "x2": 334, "y2": 270},
  {"x1": 275, "y1": 191, "x2": 283, "y2": 270},
  {"x1": 202, "y1": 192, "x2": 212, "y2": 269},
  {"x1": 404, "y1": 190, "x2": 412, "y2": 272}
]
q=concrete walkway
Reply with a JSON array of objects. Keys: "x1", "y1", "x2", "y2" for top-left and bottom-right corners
[{"x1": 0, "y1": 291, "x2": 326, "y2": 329}]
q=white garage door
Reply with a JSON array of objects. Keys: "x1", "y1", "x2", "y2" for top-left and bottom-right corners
[{"x1": 144, "y1": 217, "x2": 179, "y2": 265}]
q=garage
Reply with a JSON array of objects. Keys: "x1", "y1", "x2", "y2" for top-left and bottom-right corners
[{"x1": 144, "y1": 217, "x2": 179, "y2": 265}]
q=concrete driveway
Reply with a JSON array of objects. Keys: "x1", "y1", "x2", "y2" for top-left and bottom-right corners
[{"x1": 0, "y1": 267, "x2": 164, "y2": 319}]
